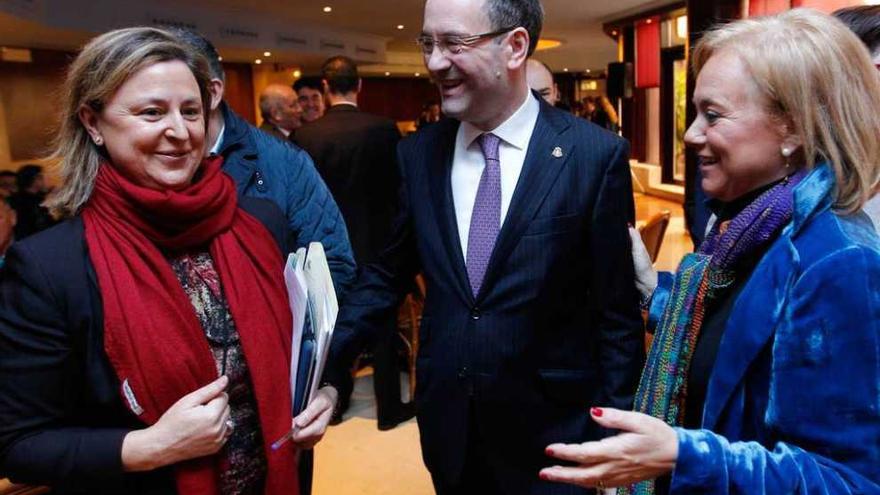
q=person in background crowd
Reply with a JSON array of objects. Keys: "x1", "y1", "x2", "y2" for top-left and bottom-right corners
[
  {"x1": 417, "y1": 100, "x2": 442, "y2": 129},
  {"x1": 9, "y1": 164, "x2": 55, "y2": 240},
  {"x1": 0, "y1": 27, "x2": 333, "y2": 494},
  {"x1": 258, "y1": 83, "x2": 303, "y2": 140},
  {"x1": 0, "y1": 171, "x2": 16, "y2": 199},
  {"x1": 0, "y1": 202, "x2": 16, "y2": 267},
  {"x1": 834, "y1": 4, "x2": 880, "y2": 230},
  {"x1": 526, "y1": 58, "x2": 559, "y2": 105},
  {"x1": 325, "y1": 0, "x2": 643, "y2": 492},
  {"x1": 170, "y1": 28, "x2": 354, "y2": 495},
  {"x1": 294, "y1": 77, "x2": 326, "y2": 125},
  {"x1": 293, "y1": 56, "x2": 412, "y2": 431},
  {"x1": 542, "y1": 10, "x2": 880, "y2": 494}
]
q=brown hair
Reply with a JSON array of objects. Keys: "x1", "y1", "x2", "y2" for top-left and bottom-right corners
[{"x1": 50, "y1": 27, "x2": 212, "y2": 216}]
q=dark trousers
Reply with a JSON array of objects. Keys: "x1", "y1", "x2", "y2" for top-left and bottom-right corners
[
  {"x1": 335, "y1": 314, "x2": 406, "y2": 423},
  {"x1": 430, "y1": 404, "x2": 504, "y2": 495}
]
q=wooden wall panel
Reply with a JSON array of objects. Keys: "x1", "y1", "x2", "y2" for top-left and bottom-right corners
[
  {"x1": 359, "y1": 77, "x2": 439, "y2": 122},
  {"x1": 222, "y1": 62, "x2": 256, "y2": 124}
]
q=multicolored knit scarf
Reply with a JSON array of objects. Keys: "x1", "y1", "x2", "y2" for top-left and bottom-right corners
[{"x1": 623, "y1": 170, "x2": 807, "y2": 495}]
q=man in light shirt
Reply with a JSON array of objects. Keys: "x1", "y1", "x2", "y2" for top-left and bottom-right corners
[{"x1": 325, "y1": 0, "x2": 643, "y2": 493}]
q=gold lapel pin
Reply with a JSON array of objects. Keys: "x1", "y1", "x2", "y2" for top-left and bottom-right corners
[{"x1": 552, "y1": 147, "x2": 563, "y2": 158}]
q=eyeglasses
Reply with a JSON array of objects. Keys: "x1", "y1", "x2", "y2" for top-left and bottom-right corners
[{"x1": 416, "y1": 26, "x2": 517, "y2": 57}]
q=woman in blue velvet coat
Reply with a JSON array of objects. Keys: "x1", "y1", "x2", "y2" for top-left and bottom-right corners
[{"x1": 541, "y1": 9, "x2": 880, "y2": 495}]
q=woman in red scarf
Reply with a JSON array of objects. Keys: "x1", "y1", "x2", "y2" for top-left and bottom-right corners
[{"x1": 0, "y1": 27, "x2": 335, "y2": 494}]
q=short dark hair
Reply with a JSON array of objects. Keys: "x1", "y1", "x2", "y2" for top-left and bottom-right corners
[
  {"x1": 321, "y1": 56, "x2": 359, "y2": 95},
  {"x1": 486, "y1": 0, "x2": 544, "y2": 56},
  {"x1": 16, "y1": 164, "x2": 42, "y2": 190},
  {"x1": 834, "y1": 6, "x2": 880, "y2": 55},
  {"x1": 167, "y1": 28, "x2": 225, "y2": 82},
  {"x1": 294, "y1": 76, "x2": 323, "y2": 93}
]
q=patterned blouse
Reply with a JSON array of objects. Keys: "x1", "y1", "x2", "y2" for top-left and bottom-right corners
[{"x1": 170, "y1": 251, "x2": 267, "y2": 494}]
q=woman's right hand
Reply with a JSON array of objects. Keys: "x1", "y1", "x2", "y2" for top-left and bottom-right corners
[
  {"x1": 629, "y1": 226, "x2": 658, "y2": 299},
  {"x1": 122, "y1": 375, "x2": 231, "y2": 472}
]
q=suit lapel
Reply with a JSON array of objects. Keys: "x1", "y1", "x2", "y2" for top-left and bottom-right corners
[
  {"x1": 476, "y1": 104, "x2": 572, "y2": 302},
  {"x1": 426, "y1": 120, "x2": 474, "y2": 305}
]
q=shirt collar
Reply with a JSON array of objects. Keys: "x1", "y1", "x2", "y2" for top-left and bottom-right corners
[
  {"x1": 209, "y1": 122, "x2": 226, "y2": 155},
  {"x1": 460, "y1": 91, "x2": 539, "y2": 151}
]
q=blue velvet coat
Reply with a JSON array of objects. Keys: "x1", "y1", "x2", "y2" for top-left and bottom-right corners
[{"x1": 648, "y1": 165, "x2": 880, "y2": 494}]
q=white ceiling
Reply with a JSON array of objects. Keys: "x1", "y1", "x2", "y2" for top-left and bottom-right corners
[{"x1": 0, "y1": 0, "x2": 680, "y2": 73}]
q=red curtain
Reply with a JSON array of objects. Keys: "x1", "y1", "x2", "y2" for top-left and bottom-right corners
[
  {"x1": 749, "y1": 0, "x2": 860, "y2": 16},
  {"x1": 748, "y1": 0, "x2": 791, "y2": 16},
  {"x1": 635, "y1": 17, "x2": 660, "y2": 89}
]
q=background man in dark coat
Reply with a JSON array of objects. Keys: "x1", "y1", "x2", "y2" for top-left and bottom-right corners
[{"x1": 294, "y1": 56, "x2": 412, "y2": 430}]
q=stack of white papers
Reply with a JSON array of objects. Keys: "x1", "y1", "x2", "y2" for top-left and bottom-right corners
[{"x1": 285, "y1": 242, "x2": 339, "y2": 417}]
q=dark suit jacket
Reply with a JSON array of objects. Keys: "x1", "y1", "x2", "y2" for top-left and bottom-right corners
[
  {"x1": 0, "y1": 198, "x2": 291, "y2": 494},
  {"x1": 293, "y1": 104, "x2": 401, "y2": 264},
  {"x1": 258, "y1": 120, "x2": 288, "y2": 142},
  {"x1": 327, "y1": 98, "x2": 644, "y2": 493}
]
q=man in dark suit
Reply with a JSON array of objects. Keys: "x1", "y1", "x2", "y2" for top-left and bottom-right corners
[
  {"x1": 325, "y1": 0, "x2": 644, "y2": 493},
  {"x1": 294, "y1": 56, "x2": 412, "y2": 430}
]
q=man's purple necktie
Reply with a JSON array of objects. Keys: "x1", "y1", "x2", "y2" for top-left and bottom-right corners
[{"x1": 466, "y1": 133, "x2": 502, "y2": 297}]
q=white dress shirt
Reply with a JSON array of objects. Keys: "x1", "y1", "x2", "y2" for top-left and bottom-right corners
[{"x1": 452, "y1": 92, "x2": 540, "y2": 260}]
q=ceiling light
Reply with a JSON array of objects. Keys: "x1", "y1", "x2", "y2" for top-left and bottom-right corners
[
  {"x1": 611, "y1": 30, "x2": 618, "y2": 36},
  {"x1": 293, "y1": 69, "x2": 302, "y2": 78},
  {"x1": 585, "y1": 69, "x2": 591, "y2": 73},
  {"x1": 263, "y1": 51, "x2": 272, "y2": 57},
  {"x1": 255, "y1": 59, "x2": 262, "y2": 64},
  {"x1": 385, "y1": 71, "x2": 391, "y2": 76},
  {"x1": 563, "y1": 68, "x2": 569, "y2": 72},
  {"x1": 536, "y1": 38, "x2": 562, "y2": 51},
  {"x1": 414, "y1": 72, "x2": 421, "y2": 77},
  {"x1": 397, "y1": 25, "x2": 405, "y2": 30},
  {"x1": 646, "y1": 18, "x2": 653, "y2": 24},
  {"x1": 218, "y1": 56, "x2": 223, "y2": 62},
  {"x1": 323, "y1": 6, "x2": 332, "y2": 12}
]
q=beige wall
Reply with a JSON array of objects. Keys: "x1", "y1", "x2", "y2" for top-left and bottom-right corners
[{"x1": 251, "y1": 64, "x2": 301, "y2": 127}]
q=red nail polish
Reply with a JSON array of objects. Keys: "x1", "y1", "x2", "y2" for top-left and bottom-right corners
[
  {"x1": 545, "y1": 447, "x2": 555, "y2": 456},
  {"x1": 540, "y1": 472, "x2": 550, "y2": 481},
  {"x1": 591, "y1": 407, "x2": 604, "y2": 417}
]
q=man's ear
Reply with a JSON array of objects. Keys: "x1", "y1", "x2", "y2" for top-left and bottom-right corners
[
  {"x1": 78, "y1": 105, "x2": 102, "y2": 144},
  {"x1": 208, "y1": 78, "x2": 225, "y2": 111},
  {"x1": 322, "y1": 79, "x2": 330, "y2": 96},
  {"x1": 506, "y1": 27, "x2": 530, "y2": 71}
]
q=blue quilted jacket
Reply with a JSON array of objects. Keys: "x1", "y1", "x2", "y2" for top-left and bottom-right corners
[
  {"x1": 218, "y1": 104, "x2": 356, "y2": 299},
  {"x1": 649, "y1": 165, "x2": 880, "y2": 494}
]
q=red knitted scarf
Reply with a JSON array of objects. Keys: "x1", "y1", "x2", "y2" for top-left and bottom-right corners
[{"x1": 82, "y1": 157, "x2": 298, "y2": 494}]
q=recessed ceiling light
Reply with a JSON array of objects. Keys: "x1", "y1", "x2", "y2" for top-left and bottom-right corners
[
  {"x1": 397, "y1": 25, "x2": 405, "y2": 30},
  {"x1": 646, "y1": 18, "x2": 652, "y2": 24},
  {"x1": 585, "y1": 69, "x2": 591, "y2": 73},
  {"x1": 414, "y1": 72, "x2": 421, "y2": 77},
  {"x1": 263, "y1": 51, "x2": 272, "y2": 57},
  {"x1": 218, "y1": 56, "x2": 223, "y2": 61},
  {"x1": 255, "y1": 59, "x2": 262, "y2": 64},
  {"x1": 563, "y1": 68, "x2": 569, "y2": 72},
  {"x1": 293, "y1": 69, "x2": 302, "y2": 78},
  {"x1": 323, "y1": 6, "x2": 332, "y2": 12},
  {"x1": 611, "y1": 30, "x2": 618, "y2": 36},
  {"x1": 385, "y1": 71, "x2": 391, "y2": 76}
]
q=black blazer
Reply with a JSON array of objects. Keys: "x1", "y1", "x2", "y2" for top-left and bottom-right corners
[
  {"x1": 327, "y1": 98, "x2": 644, "y2": 493},
  {"x1": 293, "y1": 104, "x2": 401, "y2": 264},
  {"x1": 0, "y1": 198, "x2": 291, "y2": 494}
]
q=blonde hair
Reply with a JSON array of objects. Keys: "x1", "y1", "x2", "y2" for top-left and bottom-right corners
[
  {"x1": 692, "y1": 8, "x2": 880, "y2": 213},
  {"x1": 50, "y1": 27, "x2": 212, "y2": 216}
]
